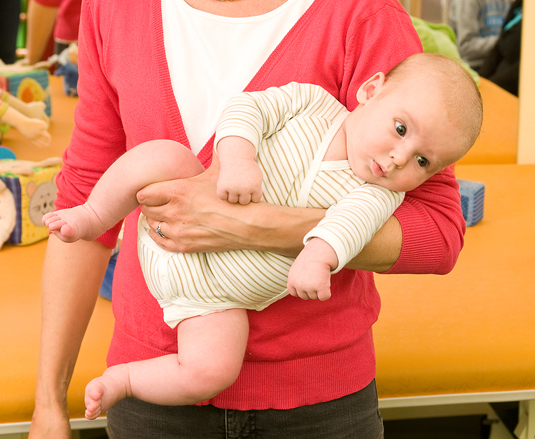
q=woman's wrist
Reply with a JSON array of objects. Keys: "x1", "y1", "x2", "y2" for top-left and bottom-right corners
[{"x1": 239, "y1": 202, "x2": 326, "y2": 257}]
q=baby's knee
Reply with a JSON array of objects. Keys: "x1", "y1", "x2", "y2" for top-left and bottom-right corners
[{"x1": 191, "y1": 361, "x2": 242, "y2": 400}]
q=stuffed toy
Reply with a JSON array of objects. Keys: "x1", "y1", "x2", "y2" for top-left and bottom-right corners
[
  {"x1": 0, "y1": 157, "x2": 61, "y2": 175},
  {"x1": 0, "y1": 88, "x2": 51, "y2": 148},
  {"x1": 0, "y1": 157, "x2": 62, "y2": 247},
  {"x1": 54, "y1": 43, "x2": 79, "y2": 97}
]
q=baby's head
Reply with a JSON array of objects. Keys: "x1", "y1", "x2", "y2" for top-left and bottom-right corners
[{"x1": 345, "y1": 52, "x2": 483, "y2": 192}]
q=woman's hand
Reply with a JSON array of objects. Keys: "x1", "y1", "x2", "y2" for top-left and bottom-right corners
[
  {"x1": 137, "y1": 159, "x2": 249, "y2": 253},
  {"x1": 137, "y1": 155, "x2": 325, "y2": 256}
]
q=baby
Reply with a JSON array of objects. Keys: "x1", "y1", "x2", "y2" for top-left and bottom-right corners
[{"x1": 43, "y1": 52, "x2": 483, "y2": 419}]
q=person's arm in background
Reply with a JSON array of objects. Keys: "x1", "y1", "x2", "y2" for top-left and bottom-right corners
[
  {"x1": 454, "y1": 0, "x2": 499, "y2": 68},
  {"x1": 29, "y1": 1, "x2": 126, "y2": 437},
  {"x1": 26, "y1": 0, "x2": 60, "y2": 64}
]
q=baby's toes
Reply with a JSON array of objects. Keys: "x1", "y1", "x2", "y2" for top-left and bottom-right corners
[
  {"x1": 85, "y1": 405, "x2": 102, "y2": 421},
  {"x1": 85, "y1": 385, "x2": 104, "y2": 420},
  {"x1": 42, "y1": 213, "x2": 58, "y2": 226},
  {"x1": 49, "y1": 219, "x2": 67, "y2": 232}
]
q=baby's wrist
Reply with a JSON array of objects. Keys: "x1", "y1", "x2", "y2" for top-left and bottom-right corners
[
  {"x1": 305, "y1": 237, "x2": 338, "y2": 270},
  {"x1": 216, "y1": 136, "x2": 256, "y2": 162}
]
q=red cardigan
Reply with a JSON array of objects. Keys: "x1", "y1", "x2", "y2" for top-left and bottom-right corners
[{"x1": 55, "y1": 0, "x2": 465, "y2": 410}]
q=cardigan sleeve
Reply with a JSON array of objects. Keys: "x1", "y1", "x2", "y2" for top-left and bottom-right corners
[
  {"x1": 387, "y1": 167, "x2": 466, "y2": 275},
  {"x1": 54, "y1": 0, "x2": 126, "y2": 248}
]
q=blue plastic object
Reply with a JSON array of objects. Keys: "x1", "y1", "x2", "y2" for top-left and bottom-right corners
[
  {"x1": 99, "y1": 251, "x2": 118, "y2": 300},
  {"x1": 458, "y1": 179, "x2": 485, "y2": 227},
  {"x1": 0, "y1": 146, "x2": 16, "y2": 160}
]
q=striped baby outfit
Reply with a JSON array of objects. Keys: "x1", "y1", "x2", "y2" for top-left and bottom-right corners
[{"x1": 138, "y1": 83, "x2": 404, "y2": 328}]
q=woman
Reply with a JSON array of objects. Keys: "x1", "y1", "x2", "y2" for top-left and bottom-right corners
[{"x1": 29, "y1": 1, "x2": 466, "y2": 438}]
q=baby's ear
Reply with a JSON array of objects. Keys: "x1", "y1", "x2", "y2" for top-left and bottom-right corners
[{"x1": 356, "y1": 72, "x2": 386, "y2": 104}]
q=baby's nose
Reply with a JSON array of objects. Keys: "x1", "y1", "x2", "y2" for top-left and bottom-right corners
[{"x1": 389, "y1": 148, "x2": 410, "y2": 168}]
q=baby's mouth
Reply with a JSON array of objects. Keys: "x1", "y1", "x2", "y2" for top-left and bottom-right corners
[{"x1": 371, "y1": 160, "x2": 386, "y2": 177}]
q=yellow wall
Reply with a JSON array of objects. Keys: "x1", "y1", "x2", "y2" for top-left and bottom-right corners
[{"x1": 517, "y1": 0, "x2": 535, "y2": 164}]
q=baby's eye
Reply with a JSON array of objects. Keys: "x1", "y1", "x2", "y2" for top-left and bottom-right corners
[
  {"x1": 395, "y1": 121, "x2": 406, "y2": 136},
  {"x1": 417, "y1": 156, "x2": 429, "y2": 167}
]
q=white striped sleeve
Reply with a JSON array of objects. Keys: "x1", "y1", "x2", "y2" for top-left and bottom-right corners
[
  {"x1": 303, "y1": 185, "x2": 405, "y2": 273},
  {"x1": 214, "y1": 82, "x2": 331, "y2": 153}
]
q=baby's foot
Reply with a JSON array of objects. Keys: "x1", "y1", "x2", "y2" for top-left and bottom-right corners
[
  {"x1": 42, "y1": 204, "x2": 107, "y2": 242},
  {"x1": 85, "y1": 365, "x2": 131, "y2": 420}
]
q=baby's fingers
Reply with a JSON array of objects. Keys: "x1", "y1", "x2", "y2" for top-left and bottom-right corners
[
  {"x1": 288, "y1": 285, "x2": 308, "y2": 300},
  {"x1": 250, "y1": 189, "x2": 262, "y2": 203},
  {"x1": 317, "y1": 288, "x2": 331, "y2": 301},
  {"x1": 238, "y1": 193, "x2": 253, "y2": 205},
  {"x1": 216, "y1": 188, "x2": 230, "y2": 202},
  {"x1": 288, "y1": 285, "x2": 316, "y2": 301}
]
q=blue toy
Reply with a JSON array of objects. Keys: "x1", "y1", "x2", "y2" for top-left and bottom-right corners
[
  {"x1": 0, "y1": 146, "x2": 16, "y2": 160},
  {"x1": 54, "y1": 61, "x2": 78, "y2": 97},
  {"x1": 54, "y1": 43, "x2": 79, "y2": 97},
  {"x1": 458, "y1": 179, "x2": 485, "y2": 227}
]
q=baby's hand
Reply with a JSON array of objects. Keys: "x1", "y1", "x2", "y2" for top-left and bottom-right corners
[
  {"x1": 216, "y1": 136, "x2": 263, "y2": 205},
  {"x1": 287, "y1": 238, "x2": 338, "y2": 301}
]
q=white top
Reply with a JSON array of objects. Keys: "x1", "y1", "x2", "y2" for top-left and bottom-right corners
[{"x1": 161, "y1": 0, "x2": 314, "y2": 154}]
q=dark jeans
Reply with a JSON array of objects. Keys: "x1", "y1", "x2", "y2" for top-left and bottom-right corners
[{"x1": 107, "y1": 379, "x2": 383, "y2": 439}]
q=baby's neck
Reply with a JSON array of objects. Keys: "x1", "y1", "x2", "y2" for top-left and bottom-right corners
[{"x1": 323, "y1": 124, "x2": 348, "y2": 161}]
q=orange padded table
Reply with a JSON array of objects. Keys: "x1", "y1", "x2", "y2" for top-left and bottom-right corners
[
  {"x1": 0, "y1": 76, "x2": 113, "y2": 434},
  {"x1": 375, "y1": 164, "x2": 535, "y2": 435}
]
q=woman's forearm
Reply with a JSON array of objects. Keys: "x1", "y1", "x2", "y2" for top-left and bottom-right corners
[
  {"x1": 138, "y1": 161, "x2": 401, "y2": 271},
  {"x1": 244, "y1": 203, "x2": 401, "y2": 272},
  {"x1": 244, "y1": 203, "x2": 326, "y2": 256},
  {"x1": 34, "y1": 236, "x2": 111, "y2": 414}
]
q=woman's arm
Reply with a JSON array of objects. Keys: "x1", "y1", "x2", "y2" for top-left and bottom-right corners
[
  {"x1": 139, "y1": 157, "x2": 463, "y2": 275},
  {"x1": 138, "y1": 155, "x2": 402, "y2": 272},
  {"x1": 454, "y1": 0, "x2": 499, "y2": 65},
  {"x1": 29, "y1": 237, "x2": 112, "y2": 439},
  {"x1": 26, "y1": 0, "x2": 60, "y2": 64},
  {"x1": 30, "y1": 1, "x2": 127, "y2": 436}
]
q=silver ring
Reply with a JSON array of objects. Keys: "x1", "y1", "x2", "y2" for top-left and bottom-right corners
[{"x1": 155, "y1": 222, "x2": 165, "y2": 239}]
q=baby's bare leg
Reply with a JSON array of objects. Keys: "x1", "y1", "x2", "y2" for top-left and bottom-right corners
[
  {"x1": 84, "y1": 309, "x2": 249, "y2": 419},
  {"x1": 43, "y1": 140, "x2": 205, "y2": 242}
]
